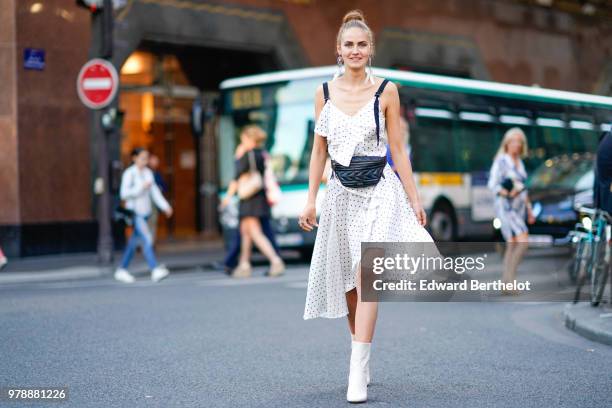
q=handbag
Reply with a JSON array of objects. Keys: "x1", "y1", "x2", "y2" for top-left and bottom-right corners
[
  {"x1": 501, "y1": 177, "x2": 514, "y2": 192},
  {"x1": 113, "y1": 205, "x2": 135, "y2": 226},
  {"x1": 331, "y1": 156, "x2": 387, "y2": 188},
  {"x1": 263, "y1": 154, "x2": 282, "y2": 205},
  {"x1": 237, "y1": 150, "x2": 264, "y2": 200},
  {"x1": 501, "y1": 177, "x2": 525, "y2": 194}
]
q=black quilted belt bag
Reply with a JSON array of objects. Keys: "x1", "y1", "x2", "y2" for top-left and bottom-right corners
[
  {"x1": 331, "y1": 156, "x2": 386, "y2": 188},
  {"x1": 323, "y1": 79, "x2": 391, "y2": 189}
]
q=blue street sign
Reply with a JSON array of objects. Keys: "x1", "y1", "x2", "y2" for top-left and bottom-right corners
[{"x1": 24, "y1": 48, "x2": 45, "y2": 70}]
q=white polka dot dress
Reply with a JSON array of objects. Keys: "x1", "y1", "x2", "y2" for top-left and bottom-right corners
[{"x1": 303, "y1": 83, "x2": 434, "y2": 320}]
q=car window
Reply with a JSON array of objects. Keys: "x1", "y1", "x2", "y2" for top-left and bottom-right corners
[{"x1": 529, "y1": 157, "x2": 594, "y2": 190}]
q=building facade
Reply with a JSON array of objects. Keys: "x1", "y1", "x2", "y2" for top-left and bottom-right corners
[{"x1": 1, "y1": 0, "x2": 612, "y2": 256}]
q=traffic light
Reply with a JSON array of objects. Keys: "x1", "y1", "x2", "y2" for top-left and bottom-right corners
[
  {"x1": 75, "y1": 1, "x2": 113, "y2": 58},
  {"x1": 75, "y1": 1, "x2": 103, "y2": 12}
]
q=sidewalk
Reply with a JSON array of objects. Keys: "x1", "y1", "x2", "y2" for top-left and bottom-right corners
[
  {"x1": 0, "y1": 239, "x2": 226, "y2": 285},
  {"x1": 564, "y1": 302, "x2": 612, "y2": 346}
]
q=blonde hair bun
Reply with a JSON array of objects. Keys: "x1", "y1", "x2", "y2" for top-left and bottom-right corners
[{"x1": 342, "y1": 9, "x2": 366, "y2": 25}]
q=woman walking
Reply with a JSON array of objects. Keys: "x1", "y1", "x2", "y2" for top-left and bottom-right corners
[
  {"x1": 114, "y1": 148, "x2": 173, "y2": 283},
  {"x1": 220, "y1": 127, "x2": 282, "y2": 275},
  {"x1": 487, "y1": 128, "x2": 535, "y2": 294},
  {"x1": 230, "y1": 125, "x2": 285, "y2": 278},
  {"x1": 299, "y1": 10, "x2": 432, "y2": 403}
]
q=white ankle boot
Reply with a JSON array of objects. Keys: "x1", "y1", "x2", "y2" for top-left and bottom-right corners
[
  {"x1": 347, "y1": 341, "x2": 370, "y2": 403},
  {"x1": 351, "y1": 335, "x2": 371, "y2": 385}
]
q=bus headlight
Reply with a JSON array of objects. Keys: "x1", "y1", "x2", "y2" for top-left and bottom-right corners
[
  {"x1": 493, "y1": 218, "x2": 502, "y2": 230},
  {"x1": 581, "y1": 216, "x2": 592, "y2": 231}
]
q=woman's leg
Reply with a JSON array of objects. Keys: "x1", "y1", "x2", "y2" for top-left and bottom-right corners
[
  {"x1": 347, "y1": 253, "x2": 381, "y2": 401},
  {"x1": 503, "y1": 233, "x2": 528, "y2": 291},
  {"x1": 245, "y1": 217, "x2": 281, "y2": 263},
  {"x1": 346, "y1": 288, "x2": 357, "y2": 337},
  {"x1": 260, "y1": 217, "x2": 280, "y2": 255},
  {"x1": 120, "y1": 226, "x2": 140, "y2": 269},
  {"x1": 508, "y1": 232, "x2": 529, "y2": 279},
  {"x1": 238, "y1": 218, "x2": 253, "y2": 265},
  {"x1": 134, "y1": 216, "x2": 159, "y2": 269},
  {"x1": 231, "y1": 218, "x2": 254, "y2": 278},
  {"x1": 502, "y1": 237, "x2": 516, "y2": 284},
  {"x1": 354, "y1": 264, "x2": 379, "y2": 343}
]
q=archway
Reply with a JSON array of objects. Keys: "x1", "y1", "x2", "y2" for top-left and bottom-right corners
[{"x1": 102, "y1": 0, "x2": 307, "y2": 240}]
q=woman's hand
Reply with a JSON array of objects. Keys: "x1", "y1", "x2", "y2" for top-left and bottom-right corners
[
  {"x1": 527, "y1": 208, "x2": 536, "y2": 225},
  {"x1": 220, "y1": 196, "x2": 231, "y2": 210},
  {"x1": 499, "y1": 188, "x2": 509, "y2": 197},
  {"x1": 509, "y1": 189, "x2": 520, "y2": 198},
  {"x1": 298, "y1": 203, "x2": 318, "y2": 232},
  {"x1": 411, "y1": 200, "x2": 427, "y2": 226}
]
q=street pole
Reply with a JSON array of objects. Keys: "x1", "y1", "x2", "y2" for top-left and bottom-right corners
[
  {"x1": 96, "y1": 112, "x2": 113, "y2": 264},
  {"x1": 95, "y1": 0, "x2": 114, "y2": 264}
]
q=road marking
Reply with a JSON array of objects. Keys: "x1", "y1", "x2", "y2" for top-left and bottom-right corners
[
  {"x1": 285, "y1": 281, "x2": 308, "y2": 289},
  {"x1": 196, "y1": 274, "x2": 306, "y2": 287}
]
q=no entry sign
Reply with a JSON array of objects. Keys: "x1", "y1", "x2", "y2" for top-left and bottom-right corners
[{"x1": 76, "y1": 58, "x2": 119, "y2": 109}]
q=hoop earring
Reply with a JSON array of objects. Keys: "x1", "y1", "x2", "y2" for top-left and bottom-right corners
[
  {"x1": 333, "y1": 55, "x2": 344, "y2": 80},
  {"x1": 365, "y1": 56, "x2": 375, "y2": 85}
]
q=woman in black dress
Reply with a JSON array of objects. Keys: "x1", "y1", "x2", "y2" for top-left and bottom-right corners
[{"x1": 232, "y1": 125, "x2": 285, "y2": 278}]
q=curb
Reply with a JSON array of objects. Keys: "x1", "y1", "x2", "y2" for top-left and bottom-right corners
[
  {"x1": 563, "y1": 303, "x2": 612, "y2": 346},
  {"x1": 0, "y1": 266, "x2": 109, "y2": 285},
  {"x1": 0, "y1": 258, "x2": 222, "y2": 285}
]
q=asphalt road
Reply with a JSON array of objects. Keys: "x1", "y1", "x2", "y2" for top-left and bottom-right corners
[{"x1": 1, "y1": 261, "x2": 611, "y2": 408}]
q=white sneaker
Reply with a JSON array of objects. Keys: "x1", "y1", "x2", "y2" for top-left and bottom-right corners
[
  {"x1": 0, "y1": 256, "x2": 7, "y2": 270},
  {"x1": 151, "y1": 265, "x2": 169, "y2": 282},
  {"x1": 114, "y1": 268, "x2": 135, "y2": 283}
]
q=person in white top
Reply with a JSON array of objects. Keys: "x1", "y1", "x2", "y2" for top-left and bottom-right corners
[{"x1": 114, "y1": 148, "x2": 173, "y2": 283}]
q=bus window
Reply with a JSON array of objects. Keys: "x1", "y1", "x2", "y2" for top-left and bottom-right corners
[
  {"x1": 456, "y1": 113, "x2": 499, "y2": 172},
  {"x1": 534, "y1": 117, "x2": 569, "y2": 167},
  {"x1": 412, "y1": 109, "x2": 455, "y2": 172},
  {"x1": 219, "y1": 78, "x2": 320, "y2": 188},
  {"x1": 569, "y1": 120, "x2": 599, "y2": 153}
]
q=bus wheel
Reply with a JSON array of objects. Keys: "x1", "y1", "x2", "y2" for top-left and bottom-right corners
[{"x1": 430, "y1": 203, "x2": 457, "y2": 242}]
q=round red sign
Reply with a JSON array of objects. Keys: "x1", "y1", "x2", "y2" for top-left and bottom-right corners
[{"x1": 76, "y1": 58, "x2": 119, "y2": 109}]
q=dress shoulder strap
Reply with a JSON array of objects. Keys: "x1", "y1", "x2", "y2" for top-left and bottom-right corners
[
  {"x1": 322, "y1": 82, "x2": 330, "y2": 103},
  {"x1": 375, "y1": 79, "x2": 389, "y2": 97},
  {"x1": 374, "y1": 79, "x2": 389, "y2": 146}
]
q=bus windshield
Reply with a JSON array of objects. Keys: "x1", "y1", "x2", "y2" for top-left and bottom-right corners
[{"x1": 219, "y1": 77, "x2": 323, "y2": 189}]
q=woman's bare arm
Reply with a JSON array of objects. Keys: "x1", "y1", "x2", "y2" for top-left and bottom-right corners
[
  {"x1": 384, "y1": 82, "x2": 426, "y2": 225},
  {"x1": 306, "y1": 85, "x2": 328, "y2": 205},
  {"x1": 299, "y1": 85, "x2": 328, "y2": 231}
]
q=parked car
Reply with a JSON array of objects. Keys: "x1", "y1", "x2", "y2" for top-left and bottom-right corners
[{"x1": 526, "y1": 153, "x2": 595, "y2": 244}]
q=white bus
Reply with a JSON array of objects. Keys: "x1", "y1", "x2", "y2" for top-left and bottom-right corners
[{"x1": 218, "y1": 66, "x2": 612, "y2": 251}]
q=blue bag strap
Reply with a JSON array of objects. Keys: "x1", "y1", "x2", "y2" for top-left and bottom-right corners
[
  {"x1": 374, "y1": 79, "x2": 389, "y2": 146},
  {"x1": 322, "y1": 82, "x2": 330, "y2": 103}
]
